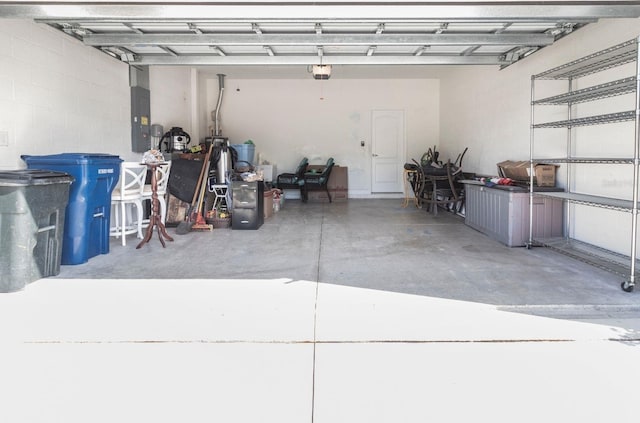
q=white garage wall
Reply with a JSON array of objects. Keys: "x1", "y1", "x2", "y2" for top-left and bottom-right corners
[
  {"x1": 198, "y1": 77, "x2": 440, "y2": 195},
  {"x1": 440, "y1": 19, "x2": 640, "y2": 176},
  {"x1": 149, "y1": 66, "x2": 194, "y2": 146},
  {"x1": 0, "y1": 19, "x2": 131, "y2": 170},
  {"x1": 440, "y1": 18, "x2": 640, "y2": 255}
]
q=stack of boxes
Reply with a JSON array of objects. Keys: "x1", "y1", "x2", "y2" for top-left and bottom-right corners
[
  {"x1": 306, "y1": 165, "x2": 348, "y2": 202},
  {"x1": 497, "y1": 161, "x2": 558, "y2": 187}
]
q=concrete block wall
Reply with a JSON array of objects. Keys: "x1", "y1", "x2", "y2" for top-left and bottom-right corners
[{"x1": 0, "y1": 20, "x2": 131, "y2": 170}]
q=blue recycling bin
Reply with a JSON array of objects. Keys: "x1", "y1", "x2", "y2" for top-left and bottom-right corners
[
  {"x1": 231, "y1": 143, "x2": 256, "y2": 165},
  {"x1": 22, "y1": 153, "x2": 122, "y2": 265}
]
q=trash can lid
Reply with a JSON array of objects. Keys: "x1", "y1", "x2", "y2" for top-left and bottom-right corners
[
  {"x1": 21, "y1": 153, "x2": 122, "y2": 165},
  {"x1": 0, "y1": 169, "x2": 74, "y2": 186}
]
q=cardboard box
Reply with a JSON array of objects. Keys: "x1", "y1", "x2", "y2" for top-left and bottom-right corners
[
  {"x1": 165, "y1": 194, "x2": 189, "y2": 226},
  {"x1": 302, "y1": 165, "x2": 349, "y2": 203},
  {"x1": 307, "y1": 189, "x2": 348, "y2": 203},
  {"x1": 497, "y1": 161, "x2": 559, "y2": 187},
  {"x1": 328, "y1": 166, "x2": 348, "y2": 190},
  {"x1": 534, "y1": 164, "x2": 558, "y2": 187},
  {"x1": 304, "y1": 165, "x2": 348, "y2": 189},
  {"x1": 255, "y1": 164, "x2": 276, "y2": 182},
  {"x1": 306, "y1": 166, "x2": 348, "y2": 202},
  {"x1": 263, "y1": 189, "x2": 274, "y2": 219}
]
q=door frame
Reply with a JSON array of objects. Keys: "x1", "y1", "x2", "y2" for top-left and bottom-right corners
[{"x1": 371, "y1": 109, "x2": 406, "y2": 194}]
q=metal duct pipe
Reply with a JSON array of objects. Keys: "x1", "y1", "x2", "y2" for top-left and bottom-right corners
[{"x1": 214, "y1": 73, "x2": 225, "y2": 137}]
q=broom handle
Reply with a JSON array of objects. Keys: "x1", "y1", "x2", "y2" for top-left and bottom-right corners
[
  {"x1": 195, "y1": 160, "x2": 210, "y2": 215},
  {"x1": 191, "y1": 142, "x2": 214, "y2": 208},
  {"x1": 191, "y1": 161, "x2": 206, "y2": 208}
]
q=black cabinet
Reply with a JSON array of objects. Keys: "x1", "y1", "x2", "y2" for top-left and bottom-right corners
[{"x1": 231, "y1": 181, "x2": 264, "y2": 230}]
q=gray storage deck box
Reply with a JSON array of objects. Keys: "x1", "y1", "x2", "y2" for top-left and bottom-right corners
[{"x1": 463, "y1": 181, "x2": 563, "y2": 247}]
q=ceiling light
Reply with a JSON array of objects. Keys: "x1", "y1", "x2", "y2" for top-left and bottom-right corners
[
  {"x1": 121, "y1": 53, "x2": 136, "y2": 62},
  {"x1": 312, "y1": 65, "x2": 331, "y2": 80}
]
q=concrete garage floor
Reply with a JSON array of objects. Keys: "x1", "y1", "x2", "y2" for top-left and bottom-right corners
[
  {"x1": 61, "y1": 198, "x2": 639, "y2": 316},
  {"x1": 2, "y1": 199, "x2": 640, "y2": 423}
]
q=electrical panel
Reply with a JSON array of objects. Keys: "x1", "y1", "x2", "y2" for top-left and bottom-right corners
[{"x1": 131, "y1": 86, "x2": 150, "y2": 152}]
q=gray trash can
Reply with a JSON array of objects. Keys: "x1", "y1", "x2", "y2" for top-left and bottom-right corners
[{"x1": 0, "y1": 170, "x2": 74, "y2": 293}]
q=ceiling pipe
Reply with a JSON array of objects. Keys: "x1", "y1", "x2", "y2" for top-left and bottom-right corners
[{"x1": 214, "y1": 73, "x2": 225, "y2": 137}]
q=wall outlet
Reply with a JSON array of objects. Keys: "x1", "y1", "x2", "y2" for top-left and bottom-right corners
[{"x1": 0, "y1": 131, "x2": 8, "y2": 147}]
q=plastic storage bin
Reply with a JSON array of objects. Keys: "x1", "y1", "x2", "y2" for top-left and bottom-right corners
[
  {"x1": 22, "y1": 153, "x2": 122, "y2": 265},
  {"x1": 463, "y1": 182, "x2": 563, "y2": 247},
  {"x1": 0, "y1": 170, "x2": 73, "y2": 292},
  {"x1": 231, "y1": 144, "x2": 256, "y2": 165}
]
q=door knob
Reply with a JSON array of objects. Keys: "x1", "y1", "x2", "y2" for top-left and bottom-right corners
[{"x1": 372, "y1": 153, "x2": 379, "y2": 157}]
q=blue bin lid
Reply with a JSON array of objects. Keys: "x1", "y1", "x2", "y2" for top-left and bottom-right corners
[
  {"x1": 21, "y1": 153, "x2": 122, "y2": 164},
  {"x1": 0, "y1": 169, "x2": 74, "y2": 186}
]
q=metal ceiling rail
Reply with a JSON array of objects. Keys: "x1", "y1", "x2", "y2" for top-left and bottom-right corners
[
  {"x1": 35, "y1": 17, "x2": 599, "y2": 25},
  {"x1": 126, "y1": 54, "x2": 511, "y2": 66},
  {"x1": 4, "y1": 1, "x2": 640, "y2": 68},
  {"x1": 4, "y1": 3, "x2": 640, "y2": 21},
  {"x1": 82, "y1": 33, "x2": 556, "y2": 47}
]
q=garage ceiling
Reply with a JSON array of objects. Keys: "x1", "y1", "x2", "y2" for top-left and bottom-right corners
[{"x1": 3, "y1": 1, "x2": 640, "y2": 76}]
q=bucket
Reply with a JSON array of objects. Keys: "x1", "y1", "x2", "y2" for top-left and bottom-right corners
[{"x1": 231, "y1": 144, "x2": 256, "y2": 165}]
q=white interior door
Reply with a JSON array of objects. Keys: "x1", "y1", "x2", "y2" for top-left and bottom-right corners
[{"x1": 371, "y1": 110, "x2": 405, "y2": 193}]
